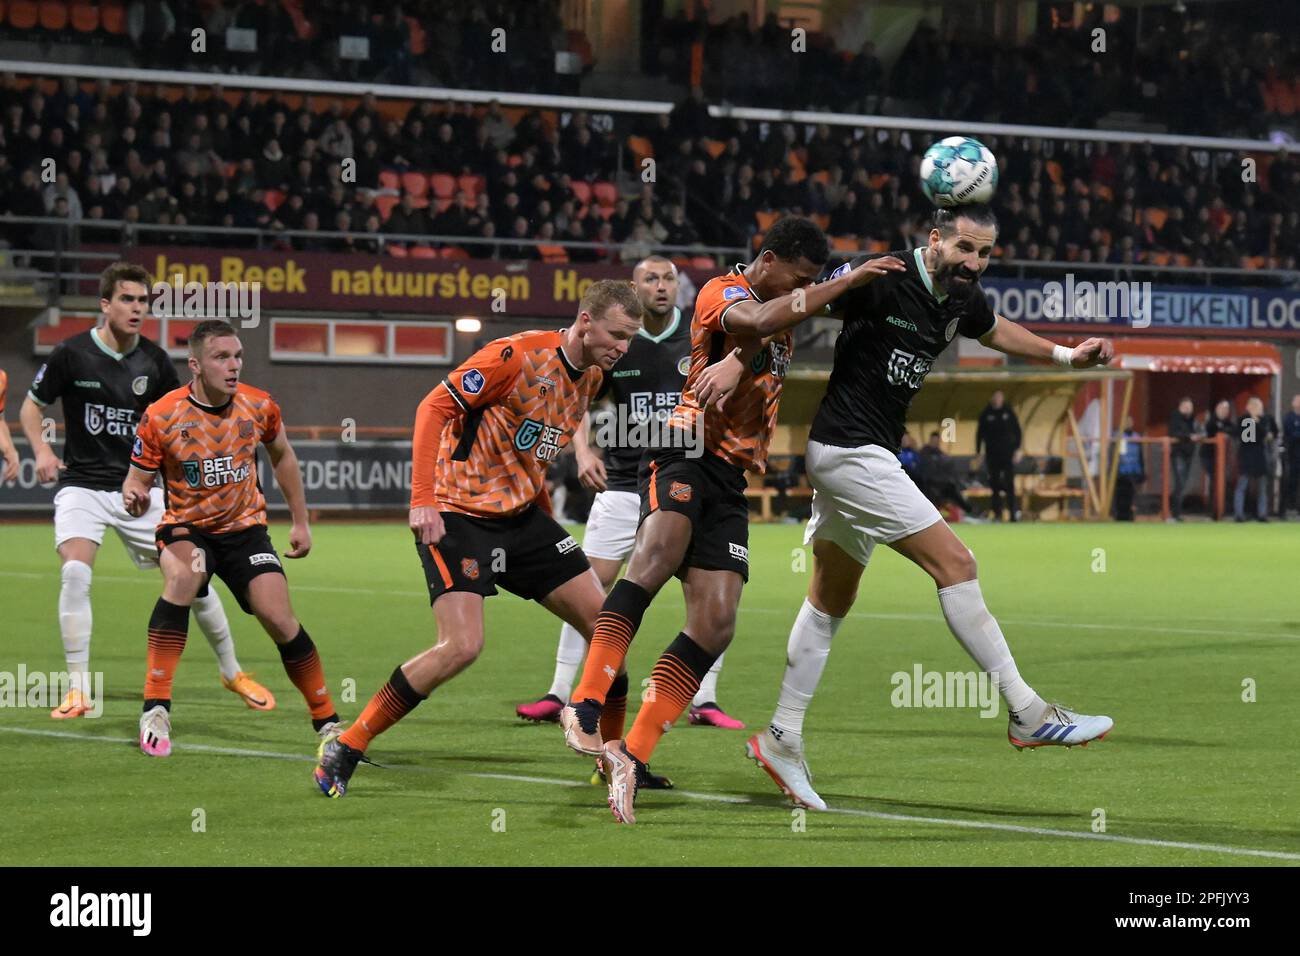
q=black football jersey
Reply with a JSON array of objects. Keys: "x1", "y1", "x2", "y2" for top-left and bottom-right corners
[
  {"x1": 593, "y1": 307, "x2": 693, "y2": 492},
  {"x1": 809, "y1": 247, "x2": 997, "y2": 453},
  {"x1": 27, "y1": 329, "x2": 181, "y2": 490}
]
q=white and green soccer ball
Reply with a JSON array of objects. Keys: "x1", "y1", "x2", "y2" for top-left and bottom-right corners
[{"x1": 920, "y1": 136, "x2": 999, "y2": 207}]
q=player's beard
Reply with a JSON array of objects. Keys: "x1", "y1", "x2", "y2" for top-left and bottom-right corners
[{"x1": 936, "y1": 260, "x2": 980, "y2": 300}]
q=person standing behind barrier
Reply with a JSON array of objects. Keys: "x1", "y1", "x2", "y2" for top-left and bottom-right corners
[
  {"x1": 1283, "y1": 394, "x2": 1300, "y2": 517},
  {"x1": 1114, "y1": 417, "x2": 1144, "y2": 522},
  {"x1": 976, "y1": 390, "x2": 1021, "y2": 522},
  {"x1": 1167, "y1": 397, "x2": 1197, "y2": 521},
  {"x1": 1235, "y1": 396, "x2": 1277, "y2": 522}
]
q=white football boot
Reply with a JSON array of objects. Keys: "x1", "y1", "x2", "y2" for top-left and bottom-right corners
[{"x1": 746, "y1": 726, "x2": 827, "y2": 811}]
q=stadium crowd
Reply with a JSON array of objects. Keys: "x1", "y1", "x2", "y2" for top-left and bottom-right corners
[{"x1": 3, "y1": 14, "x2": 1300, "y2": 270}]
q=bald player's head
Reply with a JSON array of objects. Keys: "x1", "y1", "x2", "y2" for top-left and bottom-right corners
[{"x1": 632, "y1": 255, "x2": 678, "y2": 319}]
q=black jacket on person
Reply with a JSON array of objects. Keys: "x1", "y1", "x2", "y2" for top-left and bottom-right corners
[
  {"x1": 1168, "y1": 410, "x2": 1197, "y2": 460},
  {"x1": 1237, "y1": 414, "x2": 1279, "y2": 477},
  {"x1": 976, "y1": 404, "x2": 1021, "y2": 462}
]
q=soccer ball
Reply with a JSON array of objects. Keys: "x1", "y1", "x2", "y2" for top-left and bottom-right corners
[{"x1": 919, "y1": 137, "x2": 999, "y2": 207}]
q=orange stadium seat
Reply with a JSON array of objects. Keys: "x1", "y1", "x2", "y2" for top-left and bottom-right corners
[
  {"x1": 538, "y1": 244, "x2": 569, "y2": 264},
  {"x1": 751, "y1": 231, "x2": 765, "y2": 251},
  {"x1": 811, "y1": 170, "x2": 831, "y2": 186},
  {"x1": 9, "y1": 0, "x2": 37, "y2": 28},
  {"x1": 401, "y1": 171, "x2": 429, "y2": 198},
  {"x1": 507, "y1": 154, "x2": 523, "y2": 167},
  {"x1": 1149, "y1": 251, "x2": 1172, "y2": 266},
  {"x1": 594, "y1": 204, "x2": 614, "y2": 219},
  {"x1": 263, "y1": 189, "x2": 286, "y2": 211},
  {"x1": 703, "y1": 139, "x2": 726, "y2": 159},
  {"x1": 1046, "y1": 160, "x2": 1064, "y2": 186},
  {"x1": 375, "y1": 195, "x2": 399, "y2": 220},
  {"x1": 38, "y1": 0, "x2": 67, "y2": 30},
  {"x1": 1145, "y1": 207, "x2": 1168, "y2": 230},
  {"x1": 457, "y1": 174, "x2": 485, "y2": 198},
  {"x1": 409, "y1": 196, "x2": 430, "y2": 209},
  {"x1": 592, "y1": 181, "x2": 618, "y2": 207},
  {"x1": 409, "y1": 245, "x2": 437, "y2": 258},
  {"x1": 440, "y1": 246, "x2": 470, "y2": 259},
  {"x1": 386, "y1": 244, "x2": 408, "y2": 257},
  {"x1": 626, "y1": 135, "x2": 654, "y2": 163},
  {"x1": 832, "y1": 236, "x2": 860, "y2": 252},
  {"x1": 810, "y1": 213, "x2": 830, "y2": 231},
  {"x1": 690, "y1": 255, "x2": 715, "y2": 269},
  {"x1": 754, "y1": 210, "x2": 779, "y2": 232},
  {"x1": 866, "y1": 239, "x2": 889, "y2": 253},
  {"x1": 430, "y1": 173, "x2": 456, "y2": 199},
  {"x1": 378, "y1": 170, "x2": 401, "y2": 192},
  {"x1": 432, "y1": 197, "x2": 451, "y2": 213},
  {"x1": 570, "y1": 180, "x2": 592, "y2": 205},
  {"x1": 869, "y1": 173, "x2": 891, "y2": 189},
  {"x1": 99, "y1": 0, "x2": 125, "y2": 34}
]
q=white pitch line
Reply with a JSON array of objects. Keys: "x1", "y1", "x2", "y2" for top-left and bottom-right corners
[
  {"x1": 0, "y1": 571, "x2": 1292, "y2": 642},
  {"x1": 2, "y1": 726, "x2": 1296, "y2": 861}
]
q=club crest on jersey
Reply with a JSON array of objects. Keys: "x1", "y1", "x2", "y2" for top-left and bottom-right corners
[
  {"x1": 461, "y1": 369, "x2": 485, "y2": 394},
  {"x1": 669, "y1": 481, "x2": 692, "y2": 502},
  {"x1": 677, "y1": 356, "x2": 691, "y2": 376},
  {"x1": 33, "y1": 364, "x2": 47, "y2": 386},
  {"x1": 461, "y1": 558, "x2": 480, "y2": 581},
  {"x1": 131, "y1": 375, "x2": 149, "y2": 396},
  {"x1": 514, "y1": 418, "x2": 543, "y2": 451},
  {"x1": 183, "y1": 459, "x2": 201, "y2": 488},
  {"x1": 132, "y1": 436, "x2": 143, "y2": 457},
  {"x1": 945, "y1": 318, "x2": 959, "y2": 341},
  {"x1": 238, "y1": 418, "x2": 254, "y2": 439},
  {"x1": 723, "y1": 285, "x2": 750, "y2": 301}
]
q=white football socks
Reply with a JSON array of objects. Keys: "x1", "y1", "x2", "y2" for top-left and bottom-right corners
[
  {"x1": 691, "y1": 651, "x2": 725, "y2": 706},
  {"x1": 936, "y1": 579, "x2": 1043, "y2": 720},
  {"x1": 548, "y1": 623, "x2": 587, "y2": 701},
  {"x1": 58, "y1": 560, "x2": 93, "y2": 696},
  {"x1": 771, "y1": 598, "x2": 843, "y2": 742},
  {"x1": 193, "y1": 587, "x2": 241, "y2": 681}
]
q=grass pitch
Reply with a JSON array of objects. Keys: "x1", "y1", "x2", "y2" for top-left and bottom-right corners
[{"x1": 1, "y1": 519, "x2": 1297, "y2": 866}]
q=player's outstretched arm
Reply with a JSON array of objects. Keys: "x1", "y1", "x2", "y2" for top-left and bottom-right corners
[
  {"x1": 979, "y1": 315, "x2": 1115, "y2": 368},
  {"x1": 724, "y1": 256, "x2": 907, "y2": 339},
  {"x1": 266, "y1": 429, "x2": 311, "y2": 558},
  {"x1": 20, "y1": 396, "x2": 63, "y2": 483},
  {"x1": 122, "y1": 465, "x2": 155, "y2": 517}
]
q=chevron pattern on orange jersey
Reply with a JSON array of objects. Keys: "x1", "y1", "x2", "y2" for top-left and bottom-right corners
[
  {"x1": 669, "y1": 268, "x2": 793, "y2": 474},
  {"x1": 434, "y1": 330, "x2": 603, "y2": 517},
  {"x1": 132, "y1": 383, "x2": 282, "y2": 532}
]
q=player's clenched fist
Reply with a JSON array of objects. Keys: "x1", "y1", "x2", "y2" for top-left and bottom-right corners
[
  {"x1": 1069, "y1": 337, "x2": 1115, "y2": 368},
  {"x1": 409, "y1": 505, "x2": 446, "y2": 546},
  {"x1": 285, "y1": 522, "x2": 312, "y2": 558},
  {"x1": 122, "y1": 486, "x2": 150, "y2": 517}
]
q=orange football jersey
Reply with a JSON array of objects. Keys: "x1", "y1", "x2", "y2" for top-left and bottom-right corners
[
  {"x1": 668, "y1": 265, "x2": 793, "y2": 473},
  {"x1": 411, "y1": 330, "x2": 603, "y2": 518},
  {"x1": 132, "y1": 383, "x2": 282, "y2": 532}
]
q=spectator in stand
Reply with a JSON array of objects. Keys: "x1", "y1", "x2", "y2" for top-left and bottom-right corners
[
  {"x1": 383, "y1": 192, "x2": 429, "y2": 239},
  {"x1": 1114, "y1": 416, "x2": 1145, "y2": 521},
  {"x1": 1283, "y1": 394, "x2": 1300, "y2": 517},
  {"x1": 1166, "y1": 397, "x2": 1199, "y2": 521},
  {"x1": 976, "y1": 390, "x2": 1022, "y2": 522},
  {"x1": 1235, "y1": 396, "x2": 1278, "y2": 522}
]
